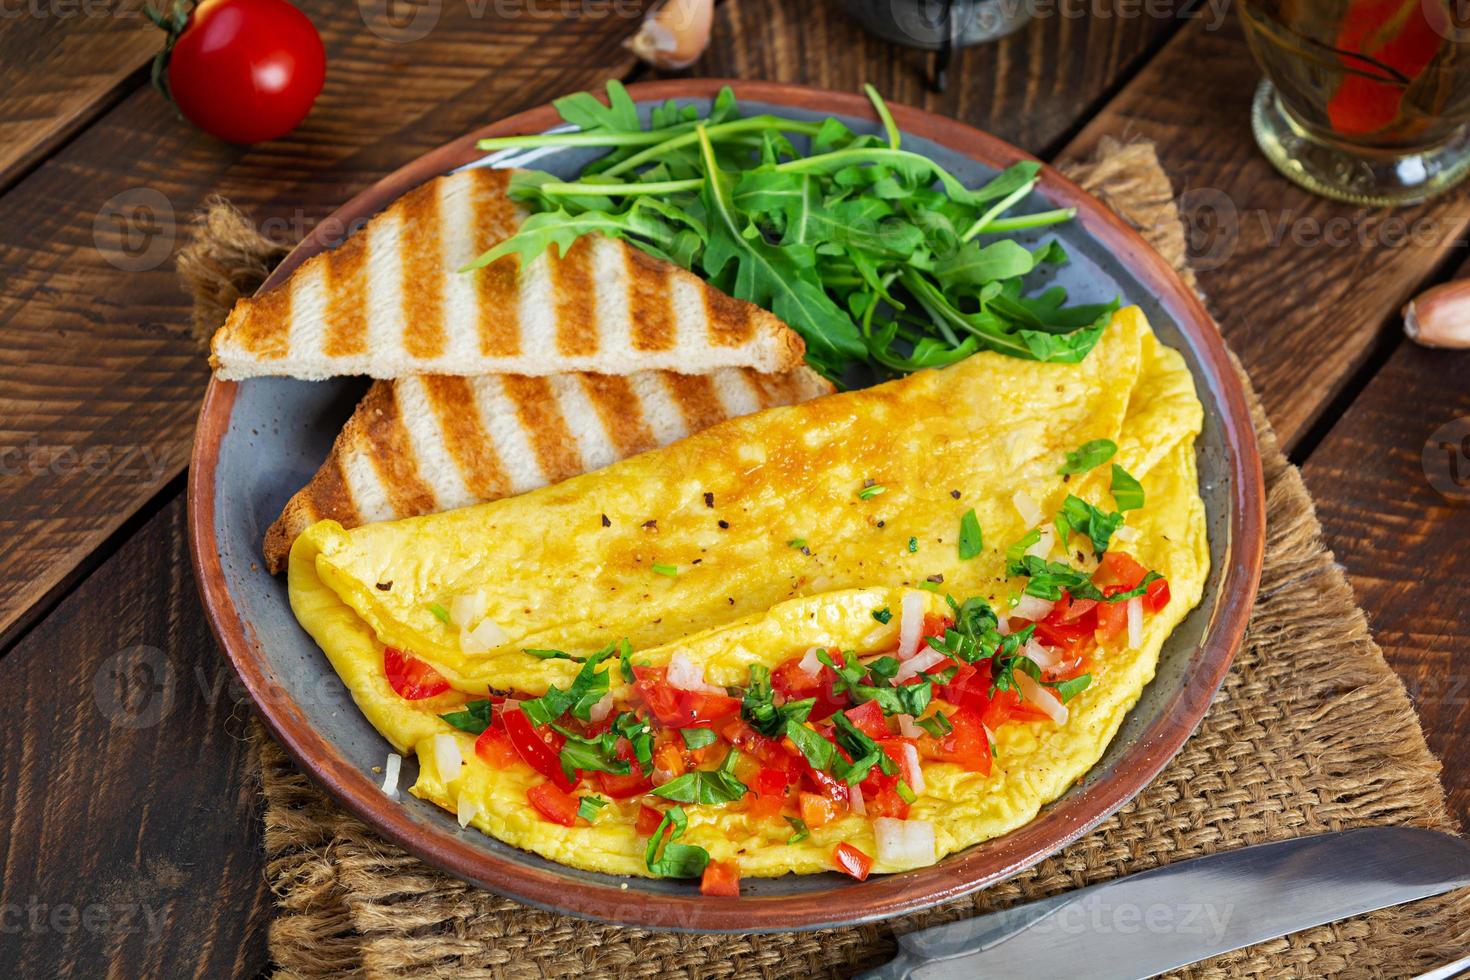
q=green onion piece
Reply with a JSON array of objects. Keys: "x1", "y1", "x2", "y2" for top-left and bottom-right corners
[
  {"x1": 785, "y1": 815, "x2": 811, "y2": 844},
  {"x1": 577, "y1": 795, "x2": 607, "y2": 822},
  {"x1": 857, "y1": 484, "x2": 887, "y2": 500},
  {"x1": 1058, "y1": 438, "x2": 1117, "y2": 475},
  {"x1": 652, "y1": 563, "x2": 679, "y2": 577},
  {"x1": 429, "y1": 603, "x2": 451, "y2": 624}
]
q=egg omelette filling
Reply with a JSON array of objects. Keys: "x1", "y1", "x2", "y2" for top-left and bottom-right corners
[{"x1": 288, "y1": 306, "x2": 1209, "y2": 891}]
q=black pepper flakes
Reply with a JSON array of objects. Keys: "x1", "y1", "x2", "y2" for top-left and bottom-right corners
[
  {"x1": 642, "y1": 520, "x2": 657, "y2": 530},
  {"x1": 703, "y1": 492, "x2": 714, "y2": 507},
  {"x1": 375, "y1": 581, "x2": 393, "y2": 591},
  {"x1": 863, "y1": 477, "x2": 876, "y2": 488},
  {"x1": 926, "y1": 573, "x2": 944, "y2": 584},
  {"x1": 718, "y1": 519, "x2": 730, "y2": 529},
  {"x1": 950, "y1": 489, "x2": 961, "y2": 499},
  {"x1": 601, "y1": 514, "x2": 611, "y2": 527},
  {"x1": 876, "y1": 520, "x2": 886, "y2": 528}
]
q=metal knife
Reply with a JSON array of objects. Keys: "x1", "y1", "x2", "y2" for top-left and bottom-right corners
[{"x1": 857, "y1": 827, "x2": 1470, "y2": 980}]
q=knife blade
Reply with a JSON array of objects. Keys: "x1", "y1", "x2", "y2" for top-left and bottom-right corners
[{"x1": 858, "y1": 827, "x2": 1470, "y2": 980}]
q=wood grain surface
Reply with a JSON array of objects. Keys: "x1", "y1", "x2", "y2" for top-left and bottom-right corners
[
  {"x1": 0, "y1": 0, "x2": 654, "y2": 647},
  {"x1": 1304, "y1": 340, "x2": 1470, "y2": 826},
  {"x1": 0, "y1": 0, "x2": 157, "y2": 190},
  {"x1": 1060, "y1": 17, "x2": 1470, "y2": 453},
  {"x1": 0, "y1": 495, "x2": 271, "y2": 979}
]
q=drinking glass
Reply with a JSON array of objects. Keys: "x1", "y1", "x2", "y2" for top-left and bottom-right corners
[{"x1": 1241, "y1": 0, "x2": 1470, "y2": 205}]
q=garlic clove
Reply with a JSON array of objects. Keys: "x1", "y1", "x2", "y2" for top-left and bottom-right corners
[
  {"x1": 1403, "y1": 280, "x2": 1470, "y2": 349},
  {"x1": 625, "y1": 0, "x2": 713, "y2": 71}
]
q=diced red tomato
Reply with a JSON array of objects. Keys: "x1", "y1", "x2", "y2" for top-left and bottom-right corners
[
  {"x1": 937, "y1": 661, "x2": 992, "y2": 712},
  {"x1": 527, "y1": 783, "x2": 581, "y2": 827},
  {"x1": 636, "y1": 804, "x2": 665, "y2": 837},
  {"x1": 921, "y1": 613, "x2": 952, "y2": 642},
  {"x1": 1041, "y1": 655, "x2": 1087, "y2": 683},
  {"x1": 501, "y1": 705, "x2": 577, "y2": 792},
  {"x1": 833, "y1": 841, "x2": 873, "y2": 881},
  {"x1": 1143, "y1": 575, "x2": 1170, "y2": 613},
  {"x1": 1095, "y1": 551, "x2": 1149, "y2": 591},
  {"x1": 745, "y1": 789, "x2": 788, "y2": 820},
  {"x1": 596, "y1": 738, "x2": 653, "y2": 799},
  {"x1": 804, "y1": 763, "x2": 850, "y2": 804},
  {"x1": 632, "y1": 666, "x2": 684, "y2": 727},
  {"x1": 674, "y1": 690, "x2": 742, "y2": 727},
  {"x1": 863, "y1": 784, "x2": 911, "y2": 820},
  {"x1": 799, "y1": 791, "x2": 840, "y2": 829},
  {"x1": 843, "y1": 700, "x2": 890, "y2": 740},
  {"x1": 383, "y1": 647, "x2": 449, "y2": 700},
  {"x1": 754, "y1": 767, "x2": 790, "y2": 796},
  {"x1": 1033, "y1": 617, "x2": 1094, "y2": 651},
  {"x1": 772, "y1": 656, "x2": 848, "y2": 720},
  {"x1": 473, "y1": 710, "x2": 519, "y2": 769},
  {"x1": 653, "y1": 742, "x2": 687, "y2": 779},
  {"x1": 722, "y1": 719, "x2": 801, "y2": 775},
  {"x1": 1050, "y1": 590, "x2": 1098, "y2": 625},
  {"x1": 1093, "y1": 588, "x2": 1130, "y2": 642},
  {"x1": 918, "y1": 706, "x2": 992, "y2": 775},
  {"x1": 700, "y1": 860, "x2": 742, "y2": 897}
]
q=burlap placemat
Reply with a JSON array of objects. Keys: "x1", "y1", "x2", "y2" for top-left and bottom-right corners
[{"x1": 183, "y1": 140, "x2": 1469, "y2": 979}]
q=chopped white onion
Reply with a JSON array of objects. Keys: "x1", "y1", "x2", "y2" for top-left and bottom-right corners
[
  {"x1": 797, "y1": 647, "x2": 825, "y2": 678},
  {"x1": 982, "y1": 723, "x2": 997, "y2": 749},
  {"x1": 1112, "y1": 524, "x2": 1140, "y2": 543},
  {"x1": 1022, "y1": 638, "x2": 1061, "y2": 671},
  {"x1": 1026, "y1": 523, "x2": 1056, "y2": 559},
  {"x1": 896, "y1": 714, "x2": 922, "y2": 739},
  {"x1": 457, "y1": 794, "x2": 483, "y2": 828},
  {"x1": 666, "y1": 651, "x2": 722, "y2": 693},
  {"x1": 873, "y1": 817, "x2": 937, "y2": 868},
  {"x1": 381, "y1": 752, "x2": 402, "y2": 799},
  {"x1": 995, "y1": 616, "x2": 1013, "y2": 636},
  {"x1": 433, "y1": 733, "x2": 463, "y2": 779},
  {"x1": 898, "y1": 742, "x2": 925, "y2": 795},
  {"x1": 895, "y1": 646, "x2": 946, "y2": 683},
  {"x1": 848, "y1": 783, "x2": 866, "y2": 816},
  {"x1": 589, "y1": 691, "x2": 615, "y2": 723},
  {"x1": 449, "y1": 590, "x2": 488, "y2": 628},
  {"x1": 1127, "y1": 596, "x2": 1144, "y2": 650},
  {"x1": 1011, "y1": 594, "x2": 1055, "y2": 622},
  {"x1": 1013, "y1": 490, "x2": 1043, "y2": 527},
  {"x1": 1015, "y1": 670, "x2": 1068, "y2": 725},
  {"x1": 460, "y1": 617, "x2": 509, "y2": 654},
  {"x1": 898, "y1": 592, "x2": 926, "y2": 660}
]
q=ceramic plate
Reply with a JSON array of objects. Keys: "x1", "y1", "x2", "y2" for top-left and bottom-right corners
[{"x1": 189, "y1": 80, "x2": 1265, "y2": 932}]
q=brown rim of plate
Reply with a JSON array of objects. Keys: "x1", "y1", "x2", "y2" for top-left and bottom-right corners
[{"x1": 187, "y1": 79, "x2": 1266, "y2": 933}]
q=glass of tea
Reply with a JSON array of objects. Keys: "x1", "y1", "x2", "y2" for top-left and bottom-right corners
[{"x1": 1241, "y1": 0, "x2": 1470, "y2": 206}]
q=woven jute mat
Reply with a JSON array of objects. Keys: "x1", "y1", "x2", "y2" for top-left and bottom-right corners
[{"x1": 183, "y1": 140, "x2": 1470, "y2": 978}]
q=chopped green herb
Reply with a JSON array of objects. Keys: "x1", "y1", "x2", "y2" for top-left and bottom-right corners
[
  {"x1": 680, "y1": 727, "x2": 718, "y2": 750},
  {"x1": 1059, "y1": 438, "x2": 1117, "y2": 475},
  {"x1": 1005, "y1": 528, "x2": 1042, "y2": 565},
  {"x1": 916, "y1": 711, "x2": 953, "y2": 738},
  {"x1": 524, "y1": 648, "x2": 585, "y2": 662},
  {"x1": 429, "y1": 603, "x2": 451, "y2": 624},
  {"x1": 644, "y1": 806, "x2": 710, "y2": 878},
  {"x1": 1055, "y1": 495, "x2": 1124, "y2": 557},
  {"x1": 831, "y1": 712, "x2": 897, "y2": 785},
  {"x1": 787, "y1": 537, "x2": 808, "y2": 549},
  {"x1": 555, "y1": 727, "x2": 631, "y2": 783},
  {"x1": 866, "y1": 656, "x2": 901, "y2": 682},
  {"x1": 784, "y1": 815, "x2": 810, "y2": 844},
  {"x1": 1051, "y1": 673, "x2": 1093, "y2": 703},
  {"x1": 614, "y1": 712, "x2": 654, "y2": 773},
  {"x1": 651, "y1": 563, "x2": 679, "y2": 577},
  {"x1": 785, "y1": 719, "x2": 837, "y2": 772},
  {"x1": 872, "y1": 607, "x2": 893, "y2": 625},
  {"x1": 895, "y1": 780, "x2": 917, "y2": 804},
  {"x1": 858, "y1": 484, "x2": 887, "y2": 500},
  {"x1": 1110, "y1": 464, "x2": 1145, "y2": 511},
  {"x1": 577, "y1": 795, "x2": 607, "y2": 822},
  {"x1": 618, "y1": 637, "x2": 636, "y2": 684},
  {"x1": 958, "y1": 508, "x2": 983, "y2": 560},
  {"x1": 818, "y1": 650, "x2": 864, "y2": 697},
  {"x1": 521, "y1": 645, "x2": 616, "y2": 727},
  {"x1": 742, "y1": 664, "x2": 813, "y2": 736},
  {"x1": 917, "y1": 580, "x2": 940, "y2": 592},
  {"x1": 907, "y1": 536, "x2": 919, "y2": 553},
  {"x1": 652, "y1": 753, "x2": 748, "y2": 805},
  {"x1": 439, "y1": 700, "x2": 493, "y2": 735},
  {"x1": 854, "y1": 679, "x2": 932, "y2": 717}
]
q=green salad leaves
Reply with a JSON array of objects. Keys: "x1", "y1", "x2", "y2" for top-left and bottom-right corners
[{"x1": 471, "y1": 82, "x2": 1118, "y2": 383}]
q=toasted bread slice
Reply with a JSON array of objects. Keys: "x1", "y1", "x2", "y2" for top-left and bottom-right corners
[
  {"x1": 262, "y1": 365, "x2": 833, "y2": 573},
  {"x1": 210, "y1": 168, "x2": 806, "y2": 380}
]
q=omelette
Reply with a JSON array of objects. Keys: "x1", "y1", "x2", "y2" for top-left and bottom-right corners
[{"x1": 288, "y1": 306, "x2": 1209, "y2": 889}]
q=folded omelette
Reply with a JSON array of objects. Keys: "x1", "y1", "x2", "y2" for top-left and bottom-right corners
[{"x1": 289, "y1": 306, "x2": 1208, "y2": 885}]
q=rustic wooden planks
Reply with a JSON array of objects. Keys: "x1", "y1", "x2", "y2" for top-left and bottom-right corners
[
  {"x1": 0, "y1": 0, "x2": 157, "y2": 189},
  {"x1": 1059, "y1": 17, "x2": 1470, "y2": 452},
  {"x1": 0, "y1": 0, "x2": 654, "y2": 646},
  {"x1": 699, "y1": 0, "x2": 1179, "y2": 154},
  {"x1": 0, "y1": 495, "x2": 271, "y2": 979},
  {"x1": 1303, "y1": 340, "x2": 1470, "y2": 825}
]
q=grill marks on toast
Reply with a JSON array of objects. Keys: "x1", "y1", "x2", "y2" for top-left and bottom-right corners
[
  {"x1": 469, "y1": 168, "x2": 523, "y2": 357},
  {"x1": 702, "y1": 284, "x2": 755, "y2": 349},
  {"x1": 626, "y1": 248, "x2": 676, "y2": 352},
  {"x1": 398, "y1": 180, "x2": 447, "y2": 360},
  {"x1": 551, "y1": 238, "x2": 600, "y2": 358},
  {"x1": 264, "y1": 367, "x2": 835, "y2": 573}
]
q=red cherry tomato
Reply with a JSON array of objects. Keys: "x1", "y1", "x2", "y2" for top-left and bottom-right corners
[
  {"x1": 799, "y1": 791, "x2": 840, "y2": 829},
  {"x1": 833, "y1": 841, "x2": 873, "y2": 881},
  {"x1": 635, "y1": 804, "x2": 665, "y2": 837},
  {"x1": 501, "y1": 706, "x2": 576, "y2": 792},
  {"x1": 473, "y1": 710, "x2": 519, "y2": 769},
  {"x1": 158, "y1": 0, "x2": 325, "y2": 143},
  {"x1": 843, "y1": 700, "x2": 890, "y2": 740},
  {"x1": 383, "y1": 647, "x2": 449, "y2": 700}
]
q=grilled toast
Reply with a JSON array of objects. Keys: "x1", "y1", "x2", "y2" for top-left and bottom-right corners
[
  {"x1": 262, "y1": 365, "x2": 833, "y2": 572},
  {"x1": 210, "y1": 168, "x2": 806, "y2": 381}
]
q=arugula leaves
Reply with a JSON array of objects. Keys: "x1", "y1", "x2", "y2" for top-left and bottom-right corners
[{"x1": 469, "y1": 82, "x2": 1111, "y2": 383}]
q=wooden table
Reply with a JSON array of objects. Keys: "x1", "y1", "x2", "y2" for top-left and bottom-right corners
[{"x1": 1, "y1": 1, "x2": 1466, "y2": 975}]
